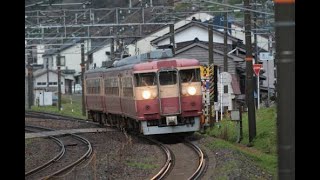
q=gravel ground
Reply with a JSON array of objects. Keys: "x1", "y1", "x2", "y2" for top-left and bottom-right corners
[
  {"x1": 25, "y1": 137, "x2": 60, "y2": 173},
  {"x1": 25, "y1": 117, "x2": 98, "y2": 130},
  {"x1": 189, "y1": 134, "x2": 275, "y2": 180},
  {"x1": 79, "y1": 132, "x2": 165, "y2": 180},
  {"x1": 25, "y1": 117, "x2": 275, "y2": 180}
]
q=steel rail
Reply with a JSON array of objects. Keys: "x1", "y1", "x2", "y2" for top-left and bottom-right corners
[
  {"x1": 185, "y1": 140, "x2": 207, "y2": 180},
  {"x1": 144, "y1": 137, "x2": 174, "y2": 180},
  {"x1": 25, "y1": 126, "x2": 66, "y2": 177},
  {"x1": 24, "y1": 125, "x2": 93, "y2": 179}
]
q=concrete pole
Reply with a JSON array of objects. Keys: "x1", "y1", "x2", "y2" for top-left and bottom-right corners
[
  {"x1": 81, "y1": 42, "x2": 86, "y2": 116},
  {"x1": 57, "y1": 52, "x2": 62, "y2": 111},
  {"x1": 275, "y1": 0, "x2": 295, "y2": 179},
  {"x1": 244, "y1": 0, "x2": 257, "y2": 143}
]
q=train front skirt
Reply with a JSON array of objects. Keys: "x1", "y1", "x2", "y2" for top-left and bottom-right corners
[{"x1": 141, "y1": 117, "x2": 200, "y2": 135}]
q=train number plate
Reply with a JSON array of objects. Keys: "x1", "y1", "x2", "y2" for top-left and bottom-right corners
[{"x1": 166, "y1": 116, "x2": 177, "y2": 126}]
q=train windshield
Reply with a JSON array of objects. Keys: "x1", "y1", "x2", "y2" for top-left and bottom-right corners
[
  {"x1": 135, "y1": 72, "x2": 157, "y2": 87},
  {"x1": 180, "y1": 68, "x2": 201, "y2": 83},
  {"x1": 159, "y1": 71, "x2": 177, "y2": 85}
]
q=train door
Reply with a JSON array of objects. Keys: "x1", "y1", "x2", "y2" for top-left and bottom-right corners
[{"x1": 157, "y1": 69, "x2": 181, "y2": 115}]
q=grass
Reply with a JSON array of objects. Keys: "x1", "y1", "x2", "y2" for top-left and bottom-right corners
[
  {"x1": 31, "y1": 94, "x2": 86, "y2": 119},
  {"x1": 207, "y1": 138, "x2": 277, "y2": 178},
  {"x1": 205, "y1": 106, "x2": 278, "y2": 177},
  {"x1": 25, "y1": 139, "x2": 33, "y2": 146},
  {"x1": 125, "y1": 161, "x2": 157, "y2": 170}
]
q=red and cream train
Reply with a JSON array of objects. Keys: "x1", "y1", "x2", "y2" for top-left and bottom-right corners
[{"x1": 84, "y1": 49, "x2": 203, "y2": 135}]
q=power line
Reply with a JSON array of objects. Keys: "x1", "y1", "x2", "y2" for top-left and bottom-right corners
[{"x1": 197, "y1": 0, "x2": 274, "y2": 16}]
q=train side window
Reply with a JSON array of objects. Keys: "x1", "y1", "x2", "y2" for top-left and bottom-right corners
[
  {"x1": 105, "y1": 78, "x2": 119, "y2": 96},
  {"x1": 122, "y1": 77, "x2": 133, "y2": 97}
]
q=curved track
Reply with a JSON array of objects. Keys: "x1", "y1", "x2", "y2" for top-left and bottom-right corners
[
  {"x1": 25, "y1": 125, "x2": 93, "y2": 179},
  {"x1": 25, "y1": 126, "x2": 66, "y2": 177},
  {"x1": 151, "y1": 135, "x2": 207, "y2": 180},
  {"x1": 25, "y1": 110, "x2": 98, "y2": 126},
  {"x1": 185, "y1": 139, "x2": 207, "y2": 180},
  {"x1": 142, "y1": 136, "x2": 174, "y2": 180}
]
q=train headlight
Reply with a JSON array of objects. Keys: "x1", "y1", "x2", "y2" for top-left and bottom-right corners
[
  {"x1": 142, "y1": 90, "x2": 151, "y2": 99},
  {"x1": 187, "y1": 86, "x2": 196, "y2": 95}
]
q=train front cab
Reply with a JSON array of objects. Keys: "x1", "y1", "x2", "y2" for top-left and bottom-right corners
[{"x1": 136, "y1": 64, "x2": 202, "y2": 135}]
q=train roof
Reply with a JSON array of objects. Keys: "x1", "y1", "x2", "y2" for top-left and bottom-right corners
[{"x1": 85, "y1": 49, "x2": 199, "y2": 75}]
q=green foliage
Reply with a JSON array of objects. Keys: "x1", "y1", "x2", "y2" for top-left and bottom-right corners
[
  {"x1": 25, "y1": 139, "x2": 33, "y2": 145},
  {"x1": 207, "y1": 138, "x2": 277, "y2": 177},
  {"x1": 205, "y1": 107, "x2": 278, "y2": 176},
  {"x1": 207, "y1": 107, "x2": 277, "y2": 154},
  {"x1": 31, "y1": 95, "x2": 86, "y2": 119},
  {"x1": 126, "y1": 161, "x2": 157, "y2": 170}
]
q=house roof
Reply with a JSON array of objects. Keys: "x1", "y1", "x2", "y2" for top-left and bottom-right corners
[
  {"x1": 33, "y1": 69, "x2": 65, "y2": 78},
  {"x1": 86, "y1": 39, "x2": 111, "y2": 55},
  {"x1": 151, "y1": 21, "x2": 240, "y2": 45},
  {"x1": 132, "y1": 12, "x2": 214, "y2": 43},
  {"x1": 232, "y1": 21, "x2": 272, "y2": 39},
  {"x1": 42, "y1": 38, "x2": 82, "y2": 57},
  {"x1": 175, "y1": 42, "x2": 243, "y2": 62}
]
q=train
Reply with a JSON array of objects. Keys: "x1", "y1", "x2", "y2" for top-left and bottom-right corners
[{"x1": 84, "y1": 49, "x2": 203, "y2": 135}]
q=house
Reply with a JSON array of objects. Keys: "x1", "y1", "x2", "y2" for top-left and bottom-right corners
[
  {"x1": 33, "y1": 69, "x2": 66, "y2": 94},
  {"x1": 151, "y1": 21, "x2": 239, "y2": 47},
  {"x1": 86, "y1": 40, "x2": 113, "y2": 69},
  {"x1": 42, "y1": 38, "x2": 91, "y2": 74},
  {"x1": 126, "y1": 12, "x2": 214, "y2": 55},
  {"x1": 172, "y1": 39, "x2": 243, "y2": 110},
  {"x1": 231, "y1": 21, "x2": 275, "y2": 91}
]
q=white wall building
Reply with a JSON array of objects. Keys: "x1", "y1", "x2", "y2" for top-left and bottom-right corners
[
  {"x1": 127, "y1": 12, "x2": 214, "y2": 55},
  {"x1": 151, "y1": 22, "x2": 238, "y2": 48},
  {"x1": 87, "y1": 43, "x2": 112, "y2": 69},
  {"x1": 42, "y1": 39, "x2": 91, "y2": 73},
  {"x1": 33, "y1": 69, "x2": 66, "y2": 94},
  {"x1": 231, "y1": 23, "x2": 275, "y2": 89}
]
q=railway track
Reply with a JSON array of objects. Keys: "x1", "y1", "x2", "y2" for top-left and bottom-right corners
[
  {"x1": 144, "y1": 136, "x2": 174, "y2": 180},
  {"x1": 25, "y1": 125, "x2": 93, "y2": 180},
  {"x1": 144, "y1": 135, "x2": 207, "y2": 180},
  {"x1": 25, "y1": 111, "x2": 207, "y2": 179},
  {"x1": 25, "y1": 110, "x2": 98, "y2": 125}
]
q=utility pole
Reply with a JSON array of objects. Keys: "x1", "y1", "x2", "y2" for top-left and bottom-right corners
[
  {"x1": 27, "y1": 51, "x2": 33, "y2": 109},
  {"x1": 46, "y1": 58, "x2": 49, "y2": 91},
  {"x1": 275, "y1": 0, "x2": 295, "y2": 179},
  {"x1": 208, "y1": 23, "x2": 214, "y2": 127},
  {"x1": 81, "y1": 42, "x2": 86, "y2": 116},
  {"x1": 223, "y1": 0, "x2": 228, "y2": 116},
  {"x1": 253, "y1": 0, "x2": 260, "y2": 109},
  {"x1": 266, "y1": 34, "x2": 273, "y2": 107},
  {"x1": 244, "y1": 0, "x2": 256, "y2": 143},
  {"x1": 169, "y1": 23, "x2": 175, "y2": 55},
  {"x1": 111, "y1": 38, "x2": 115, "y2": 61},
  {"x1": 223, "y1": 0, "x2": 228, "y2": 73},
  {"x1": 57, "y1": 51, "x2": 62, "y2": 111}
]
